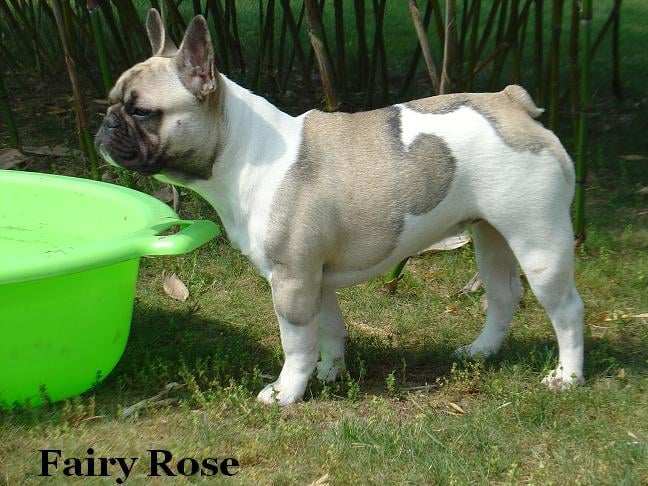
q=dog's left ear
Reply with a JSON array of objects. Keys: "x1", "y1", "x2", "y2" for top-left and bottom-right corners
[
  {"x1": 146, "y1": 8, "x2": 177, "y2": 57},
  {"x1": 175, "y1": 15, "x2": 218, "y2": 101}
]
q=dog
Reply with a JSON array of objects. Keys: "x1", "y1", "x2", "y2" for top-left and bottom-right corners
[{"x1": 95, "y1": 9, "x2": 585, "y2": 405}]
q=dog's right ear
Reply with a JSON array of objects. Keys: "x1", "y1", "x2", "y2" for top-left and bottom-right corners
[{"x1": 146, "y1": 8, "x2": 177, "y2": 57}]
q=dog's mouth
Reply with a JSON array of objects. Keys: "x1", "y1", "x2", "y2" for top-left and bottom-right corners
[{"x1": 96, "y1": 143, "x2": 165, "y2": 176}]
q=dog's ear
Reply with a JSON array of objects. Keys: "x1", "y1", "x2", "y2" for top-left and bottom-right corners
[
  {"x1": 146, "y1": 8, "x2": 177, "y2": 57},
  {"x1": 174, "y1": 15, "x2": 218, "y2": 100}
]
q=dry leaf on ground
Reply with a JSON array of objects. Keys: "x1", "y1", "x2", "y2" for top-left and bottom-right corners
[
  {"x1": 448, "y1": 402, "x2": 466, "y2": 414},
  {"x1": 121, "y1": 382, "x2": 184, "y2": 418},
  {"x1": 453, "y1": 271, "x2": 483, "y2": 296},
  {"x1": 0, "y1": 148, "x2": 28, "y2": 169},
  {"x1": 22, "y1": 144, "x2": 82, "y2": 157},
  {"x1": 46, "y1": 107, "x2": 72, "y2": 115},
  {"x1": 153, "y1": 185, "x2": 174, "y2": 203},
  {"x1": 309, "y1": 473, "x2": 330, "y2": 486},
  {"x1": 419, "y1": 233, "x2": 471, "y2": 253},
  {"x1": 619, "y1": 154, "x2": 648, "y2": 161},
  {"x1": 172, "y1": 185, "x2": 181, "y2": 213},
  {"x1": 163, "y1": 273, "x2": 190, "y2": 301}
]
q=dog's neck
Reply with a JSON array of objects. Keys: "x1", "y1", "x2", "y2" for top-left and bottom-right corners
[{"x1": 187, "y1": 75, "x2": 305, "y2": 262}]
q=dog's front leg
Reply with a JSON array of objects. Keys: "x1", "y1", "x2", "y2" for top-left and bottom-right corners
[{"x1": 257, "y1": 269, "x2": 322, "y2": 406}]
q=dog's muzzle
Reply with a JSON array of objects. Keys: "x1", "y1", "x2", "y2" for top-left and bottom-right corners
[{"x1": 95, "y1": 111, "x2": 164, "y2": 176}]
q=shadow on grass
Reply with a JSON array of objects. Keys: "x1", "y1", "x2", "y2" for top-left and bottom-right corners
[
  {"x1": 335, "y1": 332, "x2": 648, "y2": 397},
  {"x1": 4, "y1": 307, "x2": 645, "y2": 420},
  {"x1": 93, "y1": 304, "x2": 275, "y2": 404}
]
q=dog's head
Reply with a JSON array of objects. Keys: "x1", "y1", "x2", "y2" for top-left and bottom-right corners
[{"x1": 95, "y1": 9, "x2": 221, "y2": 182}]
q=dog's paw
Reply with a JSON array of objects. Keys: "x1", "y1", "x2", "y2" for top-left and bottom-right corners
[
  {"x1": 542, "y1": 368, "x2": 584, "y2": 390},
  {"x1": 453, "y1": 343, "x2": 495, "y2": 360},
  {"x1": 316, "y1": 358, "x2": 345, "y2": 383},
  {"x1": 257, "y1": 382, "x2": 302, "y2": 406}
]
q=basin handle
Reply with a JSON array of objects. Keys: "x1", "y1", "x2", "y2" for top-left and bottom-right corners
[{"x1": 138, "y1": 219, "x2": 221, "y2": 256}]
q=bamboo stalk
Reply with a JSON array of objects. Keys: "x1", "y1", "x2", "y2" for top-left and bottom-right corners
[
  {"x1": 476, "y1": 0, "x2": 502, "y2": 61},
  {"x1": 51, "y1": 0, "x2": 99, "y2": 180},
  {"x1": 305, "y1": 0, "x2": 338, "y2": 111},
  {"x1": 590, "y1": 0, "x2": 621, "y2": 59},
  {"x1": 471, "y1": 43, "x2": 506, "y2": 77},
  {"x1": 259, "y1": 0, "x2": 276, "y2": 85},
  {"x1": 440, "y1": 0, "x2": 457, "y2": 94},
  {"x1": 399, "y1": 0, "x2": 434, "y2": 98},
  {"x1": 574, "y1": 0, "x2": 591, "y2": 243},
  {"x1": 27, "y1": 0, "x2": 44, "y2": 79},
  {"x1": 267, "y1": 0, "x2": 276, "y2": 74},
  {"x1": 280, "y1": 0, "x2": 312, "y2": 91},
  {"x1": 383, "y1": 257, "x2": 409, "y2": 294},
  {"x1": 333, "y1": 0, "x2": 346, "y2": 95},
  {"x1": 547, "y1": 0, "x2": 564, "y2": 132},
  {"x1": 207, "y1": 0, "x2": 230, "y2": 74},
  {"x1": 227, "y1": 0, "x2": 246, "y2": 75},
  {"x1": 354, "y1": 0, "x2": 369, "y2": 90},
  {"x1": 254, "y1": 0, "x2": 269, "y2": 88},
  {"x1": 88, "y1": 3, "x2": 113, "y2": 97},
  {"x1": 278, "y1": 4, "x2": 288, "y2": 80},
  {"x1": 113, "y1": 0, "x2": 149, "y2": 60},
  {"x1": 611, "y1": 0, "x2": 622, "y2": 99},
  {"x1": 408, "y1": 0, "x2": 440, "y2": 95},
  {"x1": 280, "y1": 2, "x2": 306, "y2": 93},
  {"x1": 569, "y1": 0, "x2": 579, "y2": 121},
  {"x1": 0, "y1": 69, "x2": 20, "y2": 149},
  {"x1": 533, "y1": 0, "x2": 543, "y2": 103},
  {"x1": 366, "y1": 0, "x2": 389, "y2": 108},
  {"x1": 466, "y1": 0, "x2": 481, "y2": 90},
  {"x1": 100, "y1": 1, "x2": 131, "y2": 66},
  {"x1": 0, "y1": 0, "x2": 41, "y2": 67},
  {"x1": 192, "y1": 0, "x2": 201, "y2": 16},
  {"x1": 516, "y1": 0, "x2": 533, "y2": 68},
  {"x1": 508, "y1": 0, "x2": 521, "y2": 84},
  {"x1": 305, "y1": 0, "x2": 333, "y2": 82},
  {"x1": 488, "y1": 0, "x2": 508, "y2": 90},
  {"x1": 163, "y1": 0, "x2": 187, "y2": 42},
  {"x1": 430, "y1": 0, "x2": 445, "y2": 49},
  {"x1": 377, "y1": 0, "x2": 389, "y2": 104}
]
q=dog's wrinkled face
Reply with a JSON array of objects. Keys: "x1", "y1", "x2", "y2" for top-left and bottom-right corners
[{"x1": 95, "y1": 9, "x2": 220, "y2": 183}]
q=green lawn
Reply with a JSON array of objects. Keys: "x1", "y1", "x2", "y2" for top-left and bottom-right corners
[{"x1": 1, "y1": 1, "x2": 648, "y2": 484}]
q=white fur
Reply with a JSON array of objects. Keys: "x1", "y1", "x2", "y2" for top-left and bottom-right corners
[
  {"x1": 184, "y1": 78, "x2": 305, "y2": 281},
  {"x1": 167, "y1": 79, "x2": 583, "y2": 404}
]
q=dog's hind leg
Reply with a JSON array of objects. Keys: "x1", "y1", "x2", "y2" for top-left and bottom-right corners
[
  {"x1": 455, "y1": 221, "x2": 523, "y2": 359},
  {"x1": 316, "y1": 289, "x2": 347, "y2": 382},
  {"x1": 498, "y1": 212, "x2": 584, "y2": 388}
]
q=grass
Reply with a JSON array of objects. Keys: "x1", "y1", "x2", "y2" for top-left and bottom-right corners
[{"x1": 1, "y1": 2, "x2": 648, "y2": 485}]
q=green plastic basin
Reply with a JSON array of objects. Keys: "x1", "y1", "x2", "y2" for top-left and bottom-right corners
[{"x1": 0, "y1": 170, "x2": 220, "y2": 407}]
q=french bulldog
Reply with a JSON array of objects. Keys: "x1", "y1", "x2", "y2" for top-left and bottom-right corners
[{"x1": 96, "y1": 9, "x2": 584, "y2": 405}]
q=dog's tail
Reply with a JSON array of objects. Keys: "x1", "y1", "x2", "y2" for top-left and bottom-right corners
[{"x1": 503, "y1": 85, "x2": 544, "y2": 118}]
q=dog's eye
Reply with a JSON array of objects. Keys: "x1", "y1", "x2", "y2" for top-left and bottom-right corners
[{"x1": 132, "y1": 108, "x2": 152, "y2": 118}]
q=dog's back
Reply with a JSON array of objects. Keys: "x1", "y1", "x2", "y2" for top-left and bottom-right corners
[{"x1": 266, "y1": 86, "x2": 574, "y2": 286}]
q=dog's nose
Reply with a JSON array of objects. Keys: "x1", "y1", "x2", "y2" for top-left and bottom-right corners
[{"x1": 105, "y1": 111, "x2": 120, "y2": 129}]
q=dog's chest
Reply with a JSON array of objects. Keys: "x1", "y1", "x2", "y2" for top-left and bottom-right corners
[{"x1": 192, "y1": 120, "x2": 306, "y2": 280}]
